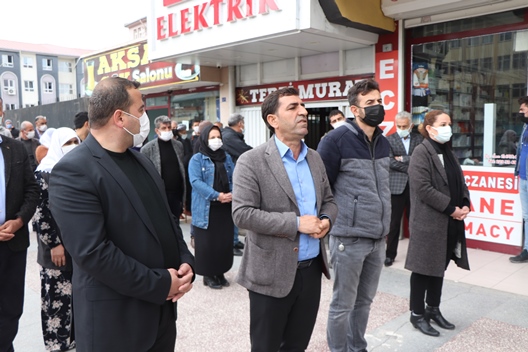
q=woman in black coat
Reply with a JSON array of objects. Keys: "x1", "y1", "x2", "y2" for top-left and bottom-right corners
[{"x1": 405, "y1": 110, "x2": 471, "y2": 337}]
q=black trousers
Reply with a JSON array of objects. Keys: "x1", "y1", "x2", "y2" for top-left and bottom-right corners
[
  {"x1": 0, "y1": 244, "x2": 27, "y2": 352},
  {"x1": 386, "y1": 184, "x2": 410, "y2": 260},
  {"x1": 148, "y1": 301, "x2": 176, "y2": 352},
  {"x1": 248, "y1": 257, "x2": 322, "y2": 352},
  {"x1": 409, "y1": 272, "x2": 444, "y2": 315}
]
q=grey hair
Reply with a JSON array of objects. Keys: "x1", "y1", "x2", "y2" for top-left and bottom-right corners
[
  {"x1": 154, "y1": 115, "x2": 171, "y2": 129},
  {"x1": 395, "y1": 111, "x2": 412, "y2": 122},
  {"x1": 21, "y1": 121, "x2": 33, "y2": 130},
  {"x1": 228, "y1": 113, "x2": 244, "y2": 127}
]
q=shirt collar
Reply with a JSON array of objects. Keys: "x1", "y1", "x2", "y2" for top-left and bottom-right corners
[{"x1": 274, "y1": 135, "x2": 308, "y2": 161}]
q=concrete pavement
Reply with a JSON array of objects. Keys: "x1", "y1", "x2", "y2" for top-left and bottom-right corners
[{"x1": 14, "y1": 221, "x2": 528, "y2": 351}]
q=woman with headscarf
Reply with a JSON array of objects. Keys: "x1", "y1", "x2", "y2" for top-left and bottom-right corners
[
  {"x1": 188, "y1": 124, "x2": 235, "y2": 289},
  {"x1": 35, "y1": 127, "x2": 56, "y2": 164},
  {"x1": 405, "y1": 110, "x2": 471, "y2": 337},
  {"x1": 34, "y1": 127, "x2": 79, "y2": 351}
]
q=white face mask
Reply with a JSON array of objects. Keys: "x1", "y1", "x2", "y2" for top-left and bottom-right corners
[
  {"x1": 208, "y1": 138, "x2": 223, "y2": 151},
  {"x1": 26, "y1": 131, "x2": 35, "y2": 139},
  {"x1": 397, "y1": 128, "x2": 411, "y2": 139},
  {"x1": 193, "y1": 126, "x2": 200, "y2": 134},
  {"x1": 122, "y1": 111, "x2": 150, "y2": 147},
  {"x1": 61, "y1": 144, "x2": 77, "y2": 155},
  {"x1": 331, "y1": 120, "x2": 347, "y2": 129},
  {"x1": 158, "y1": 130, "x2": 173, "y2": 141},
  {"x1": 38, "y1": 125, "x2": 48, "y2": 132},
  {"x1": 432, "y1": 125, "x2": 452, "y2": 144},
  {"x1": 181, "y1": 133, "x2": 188, "y2": 140}
]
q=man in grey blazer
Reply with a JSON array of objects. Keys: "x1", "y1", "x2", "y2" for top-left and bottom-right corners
[
  {"x1": 232, "y1": 87, "x2": 337, "y2": 351},
  {"x1": 385, "y1": 111, "x2": 423, "y2": 266},
  {"x1": 141, "y1": 115, "x2": 186, "y2": 219}
]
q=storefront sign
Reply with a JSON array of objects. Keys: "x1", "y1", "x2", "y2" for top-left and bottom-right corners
[
  {"x1": 235, "y1": 75, "x2": 373, "y2": 106},
  {"x1": 462, "y1": 167, "x2": 522, "y2": 247},
  {"x1": 148, "y1": 0, "x2": 298, "y2": 61},
  {"x1": 82, "y1": 42, "x2": 200, "y2": 96}
]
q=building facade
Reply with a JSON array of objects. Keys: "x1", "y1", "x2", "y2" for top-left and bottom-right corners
[{"x1": 0, "y1": 40, "x2": 90, "y2": 111}]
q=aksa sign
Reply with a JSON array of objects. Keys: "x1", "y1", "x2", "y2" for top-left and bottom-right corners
[
  {"x1": 82, "y1": 42, "x2": 200, "y2": 96},
  {"x1": 148, "y1": 0, "x2": 299, "y2": 61}
]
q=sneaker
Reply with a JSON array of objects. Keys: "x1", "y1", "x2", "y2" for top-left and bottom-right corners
[{"x1": 509, "y1": 249, "x2": 528, "y2": 263}]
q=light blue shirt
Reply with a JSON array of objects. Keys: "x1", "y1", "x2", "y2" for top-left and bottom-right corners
[
  {"x1": 274, "y1": 135, "x2": 319, "y2": 261},
  {"x1": 0, "y1": 136, "x2": 6, "y2": 225}
]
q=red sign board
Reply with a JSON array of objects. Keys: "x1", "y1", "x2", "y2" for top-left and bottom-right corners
[{"x1": 235, "y1": 75, "x2": 373, "y2": 106}]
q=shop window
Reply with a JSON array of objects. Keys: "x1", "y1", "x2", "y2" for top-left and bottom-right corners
[
  {"x1": 146, "y1": 96, "x2": 168, "y2": 107},
  {"x1": 411, "y1": 29, "x2": 527, "y2": 168}
]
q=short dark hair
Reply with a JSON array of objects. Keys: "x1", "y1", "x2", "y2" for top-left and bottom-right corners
[
  {"x1": 261, "y1": 87, "x2": 299, "y2": 134},
  {"x1": 74, "y1": 111, "x2": 89, "y2": 129},
  {"x1": 418, "y1": 109, "x2": 450, "y2": 138},
  {"x1": 519, "y1": 96, "x2": 528, "y2": 107},
  {"x1": 347, "y1": 79, "x2": 380, "y2": 107},
  {"x1": 88, "y1": 77, "x2": 141, "y2": 129},
  {"x1": 328, "y1": 109, "x2": 345, "y2": 121}
]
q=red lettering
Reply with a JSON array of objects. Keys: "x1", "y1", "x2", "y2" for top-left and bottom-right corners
[
  {"x1": 246, "y1": 0, "x2": 254, "y2": 17},
  {"x1": 227, "y1": 0, "x2": 244, "y2": 22},
  {"x1": 501, "y1": 199, "x2": 514, "y2": 216},
  {"x1": 210, "y1": 0, "x2": 224, "y2": 25},
  {"x1": 465, "y1": 222, "x2": 473, "y2": 233},
  {"x1": 480, "y1": 198, "x2": 494, "y2": 214},
  {"x1": 490, "y1": 225, "x2": 500, "y2": 238},
  {"x1": 193, "y1": 3, "x2": 209, "y2": 30},
  {"x1": 476, "y1": 223, "x2": 486, "y2": 236},
  {"x1": 157, "y1": 17, "x2": 167, "y2": 40},
  {"x1": 180, "y1": 8, "x2": 191, "y2": 34},
  {"x1": 259, "y1": 0, "x2": 279, "y2": 14},
  {"x1": 168, "y1": 13, "x2": 179, "y2": 37},
  {"x1": 469, "y1": 201, "x2": 475, "y2": 212},
  {"x1": 164, "y1": 0, "x2": 185, "y2": 7},
  {"x1": 505, "y1": 226, "x2": 514, "y2": 240}
]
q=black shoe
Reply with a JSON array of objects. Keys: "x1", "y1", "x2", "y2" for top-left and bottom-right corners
[
  {"x1": 384, "y1": 257, "x2": 394, "y2": 267},
  {"x1": 425, "y1": 306, "x2": 455, "y2": 330},
  {"x1": 203, "y1": 276, "x2": 222, "y2": 289},
  {"x1": 233, "y1": 247, "x2": 243, "y2": 256},
  {"x1": 234, "y1": 241, "x2": 245, "y2": 249},
  {"x1": 215, "y1": 274, "x2": 230, "y2": 287},
  {"x1": 410, "y1": 313, "x2": 440, "y2": 337},
  {"x1": 509, "y1": 249, "x2": 528, "y2": 263}
]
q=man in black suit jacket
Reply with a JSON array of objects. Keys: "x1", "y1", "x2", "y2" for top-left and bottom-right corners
[
  {"x1": 385, "y1": 111, "x2": 423, "y2": 267},
  {"x1": 0, "y1": 135, "x2": 40, "y2": 352},
  {"x1": 49, "y1": 77, "x2": 195, "y2": 351}
]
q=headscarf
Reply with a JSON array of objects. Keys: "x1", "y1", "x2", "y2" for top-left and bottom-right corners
[
  {"x1": 36, "y1": 127, "x2": 79, "y2": 173},
  {"x1": 39, "y1": 127, "x2": 56, "y2": 148},
  {"x1": 198, "y1": 125, "x2": 229, "y2": 192}
]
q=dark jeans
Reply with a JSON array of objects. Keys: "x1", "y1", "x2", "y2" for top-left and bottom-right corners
[
  {"x1": 409, "y1": 272, "x2": 444, "y2": 315},
  {"x1": 0, "y1": 243, "x2": 27, "y2": 352},
  {"x1": 386, "y1": 184, "x2": 410, "y2": 260},
  {"x1": 249, "y1": 257, "x2": 322, "y2": 352}
]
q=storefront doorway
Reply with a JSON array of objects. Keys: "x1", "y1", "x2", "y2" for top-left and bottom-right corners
[{"x1": 305, "y1": 106, "x2": 340, "y2": 150}]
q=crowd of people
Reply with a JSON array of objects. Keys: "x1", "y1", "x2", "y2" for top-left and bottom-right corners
[{"x1": 0, "y1": 80, "x2": 527, "y2": 352}]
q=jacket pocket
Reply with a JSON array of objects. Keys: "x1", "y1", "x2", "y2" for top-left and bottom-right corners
[
  {"x1": 245, "y1": 240, "x2": 275, "y2": 286},
  {"x1": 351, "y1": 196, "x2": 359, "y2": 227}
]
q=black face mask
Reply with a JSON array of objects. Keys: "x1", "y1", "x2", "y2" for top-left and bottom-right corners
[
  {"x1": 358, "y1": 104, "x2": 385, "y2": 127},
  {"x1": 172, "y1": 129, "x2": 179, "y2": 136},
  {"x1": 518, "y1": 112, "x2": 528, "y2": 124}
]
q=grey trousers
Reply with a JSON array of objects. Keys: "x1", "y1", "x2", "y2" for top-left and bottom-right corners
[{"x1": 327, "y1": 236, "x2": 384, "y2": 352}]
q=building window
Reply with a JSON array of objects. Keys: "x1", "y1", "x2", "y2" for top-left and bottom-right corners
[
  {"x1": 513, "y1": 52, "x2": 527, "y2": 70},
  {"x1": 59, "y1": 83, "x2": 73, "y2": 95},
  {"x1": 497, "y1": 55, "x2": 511, "y2": 71},
  {"x1": 480, "y1": 57, "x2": 493, "y2": 71},
  {"x1": 5, "y1": 104, "x2": 16, "y2": 110},
  {"x1": 24, "y1": 80, "x2": 34, "y2": 92},
  {"x1": 23, "y1": 57, "x2": 33, "y2": 68},
  {"x1": 24, "y1": 104, "x2": 35, "y2": 108},
  {"x1": 43, "y1": 81, "x2": 53, "y2": 93},
  {"x1": 42, "y1": 58, "x2": 53, "y2": 71},
  {"x1": 3, "y1": 79, "x2": 15, "y2": 90},
  {"x1": 2, "y1": 54, "x2": 14, "y2": 67},
  {"x1": 59, "y1": 61, "x2": 72, "y2": 73},
  {"x1": 499, "y1": 32, "x2": 512, "y2": 42}
]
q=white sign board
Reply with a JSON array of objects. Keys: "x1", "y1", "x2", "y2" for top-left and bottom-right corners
[
  {"x1": 148, "y1": 0, "x2": 300, "y2": 61},
  {"x1": 462, "y1": 166, "x2": 522, "y2": 247}
]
